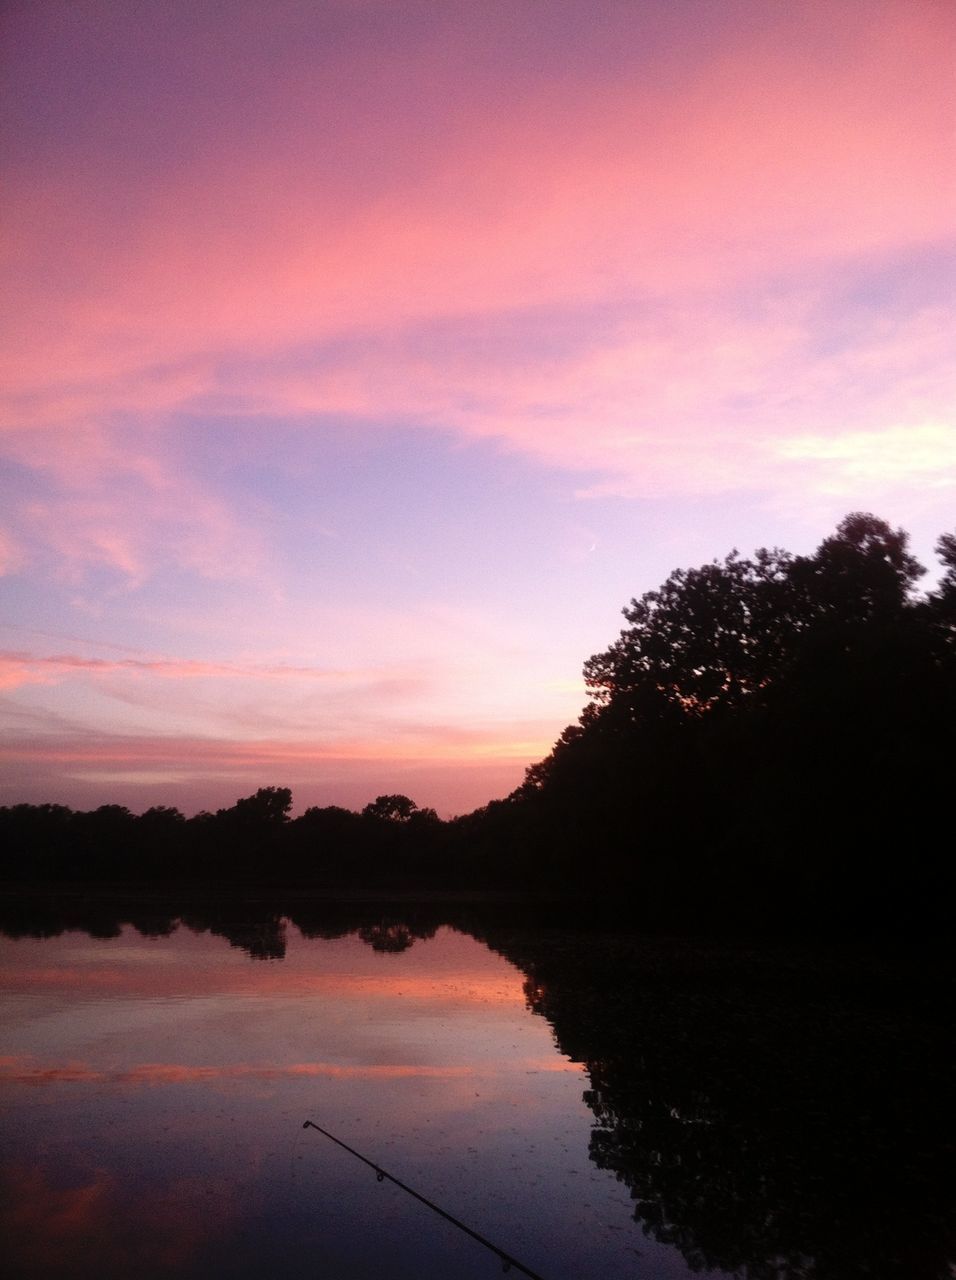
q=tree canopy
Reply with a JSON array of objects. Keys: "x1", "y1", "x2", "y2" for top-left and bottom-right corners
[
  {"x1": 507, "y1": 513, "x2": 955, "y2": 927},
  {"x1": 580, "y1": 513, "x2": 926, "y2": 722}
]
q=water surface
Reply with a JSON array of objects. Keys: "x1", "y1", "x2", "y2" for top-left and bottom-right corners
[
  {"x1": 1, "y1": 897, "x2": 952, "y2": 1279},
  {"x1": 1, "y1": 909, "x2": 697, "y2": 1279}
]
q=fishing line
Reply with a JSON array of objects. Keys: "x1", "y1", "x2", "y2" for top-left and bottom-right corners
[{"x1": 302, "y1": 1120, "x2": 548, "y2": 1279}]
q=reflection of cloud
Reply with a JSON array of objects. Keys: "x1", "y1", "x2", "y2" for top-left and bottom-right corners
[
  {"x1": 0, "y1": 964, "x2": 526, "y2": 1005},
  {"x1": 0, "y1": 1163, "x2": 231, "y2": 1278},
  {"x1": 0, "y1": 1055, "x2": 578, "y2": 1088}
]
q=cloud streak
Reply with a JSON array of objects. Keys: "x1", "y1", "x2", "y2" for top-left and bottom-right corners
[{"x1": 0, "y1": 650, "x2": 429, "y2": 690}]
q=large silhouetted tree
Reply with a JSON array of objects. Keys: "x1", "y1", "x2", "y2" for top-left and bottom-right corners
[{"x1": 505, "y1": 514, "x2": 954, "y2": 926}]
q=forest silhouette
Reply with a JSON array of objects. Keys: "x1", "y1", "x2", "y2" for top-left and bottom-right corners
[{"x1": 3, "y1": 512, "x2": 954, "y2": 933}]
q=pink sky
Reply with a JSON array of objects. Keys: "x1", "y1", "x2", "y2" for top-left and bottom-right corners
[{"x1": 2, "y1": 0, "x2": 954, "y2": 815}]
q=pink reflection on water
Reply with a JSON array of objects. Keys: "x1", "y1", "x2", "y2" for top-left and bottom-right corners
[
  {"x1": 0, "y1": 922, "x2": 625, "y2": 1279},
  {"x1": 1, "y1": 1055, "x2": 580, "y2": 1088},
  {"x1": 0, "y1": 1163, "x2": 238, "y2": 1279}
]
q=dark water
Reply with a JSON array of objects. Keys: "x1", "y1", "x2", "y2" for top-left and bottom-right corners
[{"x1": 0, "y1": 895, "x2": 953, "y2": 1280}]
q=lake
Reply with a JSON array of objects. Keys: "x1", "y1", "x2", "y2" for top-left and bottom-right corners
[{"x1": 1, "y1": 893, "x2": 953, "y2": 1279}]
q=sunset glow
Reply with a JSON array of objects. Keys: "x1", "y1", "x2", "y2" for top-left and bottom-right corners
[{"x1": 2, "y1": 0, "x2": 954, "y2": 815}]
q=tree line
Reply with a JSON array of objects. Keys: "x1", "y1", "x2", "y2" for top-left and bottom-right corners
[
  {"x1": 0, "y1": 788, "x2": 447, "y2": 886},
  {"x1": 3, "y1": 513, "x2": 954, "y2": 930}
]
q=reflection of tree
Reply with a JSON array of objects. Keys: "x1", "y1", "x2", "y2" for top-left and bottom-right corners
[
  {"x1": 501, "y1": 932, "x2": 956, "y2": 1280},
  {"x1": 217, "y1": 916, "x2": 287, "y2": 961},
  {"x1": 0, "y1": 894, "x2": 446, "y2": 961},
  {"x1": 359, "y1": 921, "x2": 415, "y2": 952},
  {"x1": 177, "y1": 903, "x2": 290, "y2": 960},
  {"x1": 357, "y1": 918, "x2": 438, "y2": 952}
]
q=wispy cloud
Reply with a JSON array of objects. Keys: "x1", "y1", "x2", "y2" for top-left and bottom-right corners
[
  {"x1": 2, "y1": 423, "x2": 267, "y2": 585},
  {"x1": 0, "y1": 650, "x2": 427, "y2": 690},
  {"x1": 2, "y1": 0, "x2": 952, "y2": 544}
]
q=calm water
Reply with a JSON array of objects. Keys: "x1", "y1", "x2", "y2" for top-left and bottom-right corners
[{"x1": 0, "y1": 897, "x2": 953, "y2": 1280}]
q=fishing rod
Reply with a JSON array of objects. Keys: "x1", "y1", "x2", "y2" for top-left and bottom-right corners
[{"x1": 302, "y1": 1120, "x2": 548, "y2": 1280}]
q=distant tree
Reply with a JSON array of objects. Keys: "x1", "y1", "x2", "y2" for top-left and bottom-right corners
[
  {"x1": 0, "y1": 803, "x2": 74, "y2": 879},
  {"x1": 295, "y1": 804, "x2": 357, "y2": 832},
  {"x1": 229, "y1": 786, "x2": 293, "y2": 824},
  {"x1": 138, "y1": 806, "x2": 186, "y2": 827},
  {"x1": 68, "y1": 805, "x2": 136, "y2": 879},
  {"x1": 287, "y1": 805, "x2": 365, "y2": 878},
  {"x1": 362, "y1": 794, "x2": 418, "y2": 822}
]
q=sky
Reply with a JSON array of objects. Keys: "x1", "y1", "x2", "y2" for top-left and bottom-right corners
[{"x1": 1, "y1": 0, "x2": 954, "y2": 817}]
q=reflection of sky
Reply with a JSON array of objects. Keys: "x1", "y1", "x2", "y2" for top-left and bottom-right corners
[
  {"x1": 0, "y1": 924, "x2": 715, "y2": 1279},
  {"x1": 1, "y1": 0, "x2": 954, "y2": 818}
]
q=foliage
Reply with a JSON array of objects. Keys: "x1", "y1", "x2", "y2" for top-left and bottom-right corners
[
  {"x1": 362, "y1": 794, "x2": 419, "y2": 822},
  {"x1": 223, "y1": 786, "x2": 292, "y2": 824},
  {"x1": 508, "y1": 513, "x2": 954, "y2": 926}
]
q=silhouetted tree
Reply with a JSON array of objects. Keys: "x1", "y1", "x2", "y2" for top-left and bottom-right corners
[
  {"x1": 362, "y1": 794, "x2": 418, "y2": 822},
  {"x1": 502, "y1": 513, "x2": 954, "y2": 925},
  {"x1": 927, "y1": 530, "x2": 956, "y2": 649},
  {"x1": 231, "y1": 786, "x2": 293, "y2": 824}
]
